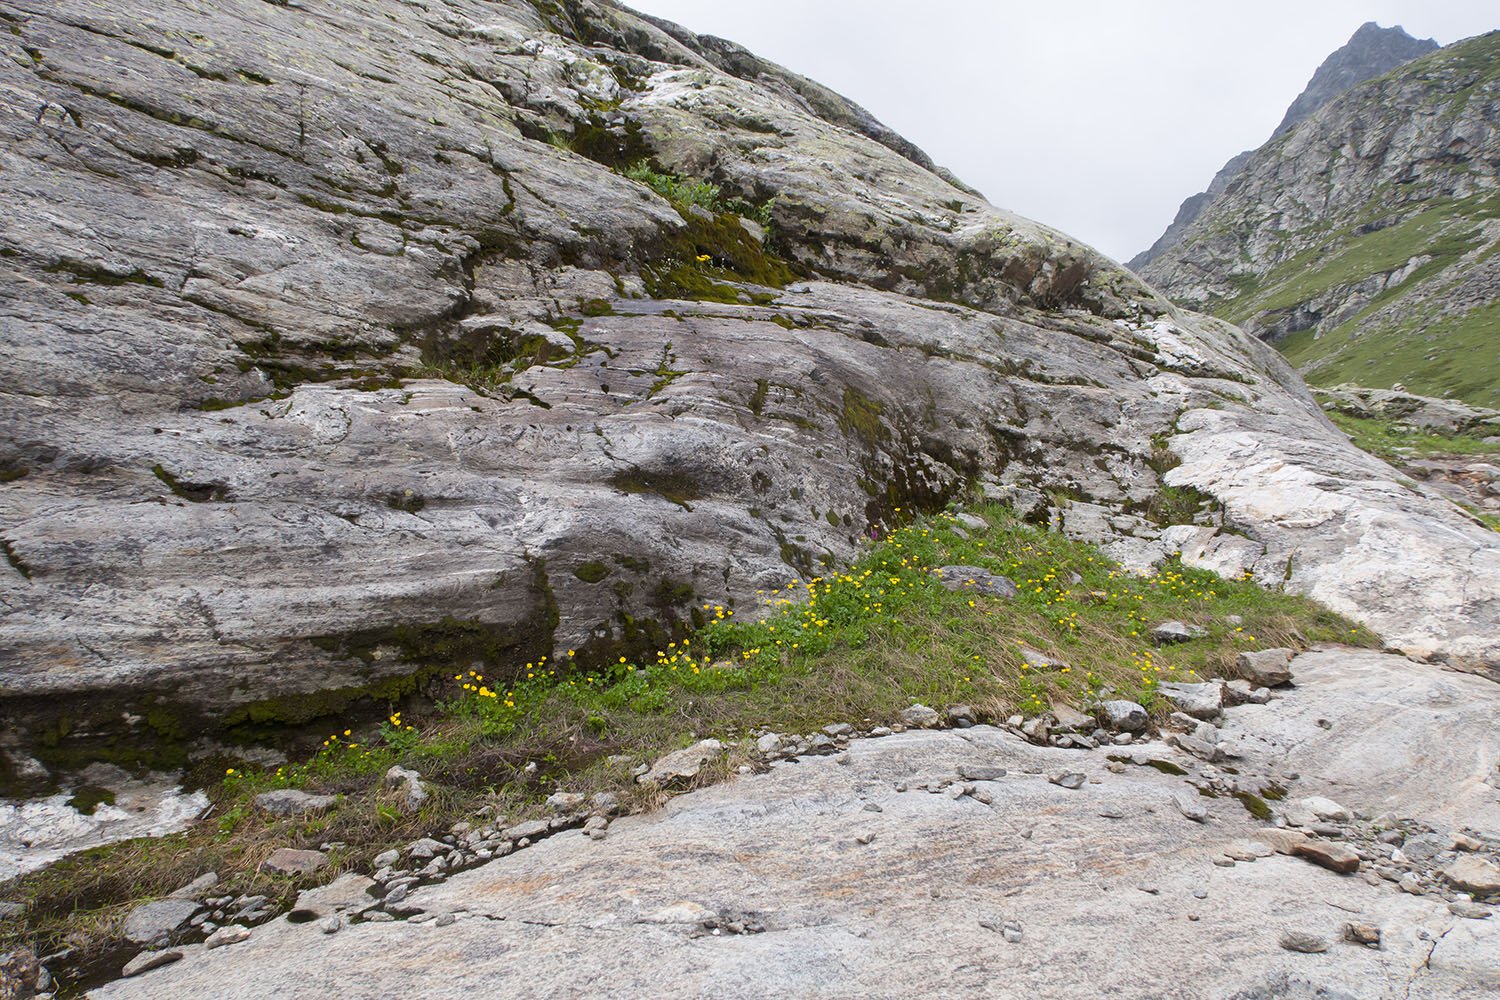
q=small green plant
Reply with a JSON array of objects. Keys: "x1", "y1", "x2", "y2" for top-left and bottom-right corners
[{"x1": 623, "y1": 160, "x2": 722, "y2": 210}]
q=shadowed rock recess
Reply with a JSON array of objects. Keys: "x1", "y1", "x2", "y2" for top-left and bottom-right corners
[{"x1": 1, "y1": 0, "x2": 1497, "y2": 758}]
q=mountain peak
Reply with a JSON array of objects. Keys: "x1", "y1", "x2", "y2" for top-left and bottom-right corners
[{"x1": 1271, "y1": 22, "x2": 1438, "y2": 137}]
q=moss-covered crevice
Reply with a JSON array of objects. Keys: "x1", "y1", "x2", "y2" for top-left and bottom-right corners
[
  {"x1": 609, "y1": 466, "x2": 701, "y2": 509},
  {"x1": 151, "y1": 464, "x2": 228, "y2": 503}
]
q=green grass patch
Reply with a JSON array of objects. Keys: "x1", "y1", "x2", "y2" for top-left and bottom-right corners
[
  {"x1": 1319, "y1": 406, "x2": 1500, "y2": 463},
  {"x1": 1285, "y1": 299, "x2": 1500, "y2": 409}
]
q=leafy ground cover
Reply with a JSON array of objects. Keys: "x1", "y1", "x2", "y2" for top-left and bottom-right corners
[{"x1": 0, "y1": 502, "x2": 1377, "y2": 992}]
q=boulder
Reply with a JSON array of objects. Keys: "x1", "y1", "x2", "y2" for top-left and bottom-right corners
[
  {"x1": 638, "y1": 740, "x2": 725, "y2": 787},
  {"x1": 1293, "y1": 840, "x2": 1361, "y2": 874},
  {"x1": 898, "y1": 705, "x2": 942, "y2": 729},
  {"x1": 121, "y1": 899, "x2": 201, "y2": 945},
  {"x1": 1156, "y1": 682, "x2": 1224, "y2": 720},
  {"x1": 1443, "y1": 857, "x2": 1500, "y2": 894},
  {"x1": 1099, "y1": 700, "x2": 1149, "y2": 733},
  {"x1": 253, "y1": 790, "x2": 338, "y2": 817},
  {"x1": 1237, "y1": 648, "x2": 1294, "y2": 687},
  {"x1": 260, "y1": 849, "x2": 329, "y2": 876},
  {"x1": 932, "y1": 566, "x2": 1019, "y2": 599}
]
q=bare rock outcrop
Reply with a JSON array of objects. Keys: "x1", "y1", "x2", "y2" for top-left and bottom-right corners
[{"x1": 0, "y1": 0, "x2": 1496, "y2": 758}]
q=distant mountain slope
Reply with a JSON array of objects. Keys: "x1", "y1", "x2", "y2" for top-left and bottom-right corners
[
  {"x1": 1140, "y1": 30, "x2": 1500, "y2": 408},
  {"x1": 1128, "y1": 22, "x2": 1437, "y2": 273}
]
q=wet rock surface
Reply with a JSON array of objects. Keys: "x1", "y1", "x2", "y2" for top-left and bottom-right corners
[{"x1": 89, "y1": 647, "x2": 1500, "y2": 999}]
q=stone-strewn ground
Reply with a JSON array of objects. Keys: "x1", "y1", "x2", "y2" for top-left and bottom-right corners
[{"x1": 90, "y1": 647, "x2": 1500, "y2": 999}]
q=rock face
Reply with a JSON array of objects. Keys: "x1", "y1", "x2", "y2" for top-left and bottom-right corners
[
  {"x1": 0, "y1": 0, "x2": 1497, "y2": 755},
  {"x1": 1128, "y1": 22, "x2": 1437, "y2": 273},
  {"x1": 88, "y1": 648, "x2": 1500, "y2": 1000},
  {"x1": 1140, "y1": 29, "x2": 1500, "y2": 408}
]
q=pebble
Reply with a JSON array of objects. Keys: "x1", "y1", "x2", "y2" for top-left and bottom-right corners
[
  {"x1": 862, "y1": 802, "x2": 883, "y2": 812},
  {"x1": 203, "y1": 925, "x2": 251, "y2": 950},
  {"x1": 1172, "y1": 789, "x2": 1208, "y2": 823},
  {"x1": 1448, "y1": 901, "x2": 1493, "y2": 919},
  {"x1": 253, "y1": 789, "x2": 338, "y2": 817},
  {"x1": 1442, "y1": 856, "x2": 1500, "y2": 894},
  {"x1": 1293, "y1": 840, "x2": 1361, "y2": 874},
  {"x1": 121, "y1": 950, "x2": 183, "y2": 977},
  {"x1": 320, "y1": 916, "x2": 344, "y2": 934},
  {"x1": 1343, "y1": 922, "x2": 1381, "y2": 947},
  {"x1": 373, "y1": 849, "x2": 400, "y2": 869},
  {"x1": 1048, "y1": 772, "x2": 1085, "y2": 790},
  {"x1": 1279, "y1": 930, "x2": 1329, "y2": 953},
  {"x1": 898, "y1": 704, "x2": 942, "y2": 729}
]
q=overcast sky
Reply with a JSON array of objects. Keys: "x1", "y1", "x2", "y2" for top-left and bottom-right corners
[{"x1": 623, "y1": 2, "x2": 1498, "y2": 263}]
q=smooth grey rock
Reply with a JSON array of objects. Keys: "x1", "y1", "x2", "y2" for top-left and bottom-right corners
[
  {"x1": 121, "y1": 900, "x2": 200, "y2": 945},
  {"x1": 167, "y1": 873, "x2": 218, "y2": 899},
  {"x1": 1099, "y1": 700, "x2": 1148, "y2": 733},
  {"x1": 289, "y1": 874, "x2": 376, "y2": 920},
  {"x1": 932, "y1": 566, "x2": 1018, "y2": 599},
  {"x1": 1048, "y1": 772, "x2": 1085, "y2": 790},
  {"x1": 253, "y1": 791, "x2": 337, "y2": 817},
  {"x1": 259, "y1": 849, "x2": 327, "y2": 876},
  {"x1": 1157, "y1": 682, "x2": 1224, "y2": 720},
  {"x1": 544, "y1": 792, "x2": 585, "y2": 814},
  {"x1": 120, "y1": 950, "x2": 182, "y2": 977},
  {"x1": 898, "y1": 705, "x2": 942, "y2": 730},
  {"x1": 958, "y1": 765, "x2": 1007, "y2": 782},
  {"x1": 1150, "y1": 621, "x2": 1197, "y2": 645},
  {"x1": 202, "y1": 925, "x2": 250, "y2": 951},
  {"x1": 1443, "y1": 857, "x2": 1500, "y2": 894},
  {"x1": 90, "y1": 654, "x2": 1500, "y2": 1000},
  {"x1": 1449, "y1": 902, "x2": 1493, "y2": 919},
  {"x1": 2, "y1": 0, "x2": 1498, "y2": 779},
  {"x1": 372, "y1": 850, "x2": 399, "y2": 870},
  {"x1": 638, "y1": 740, "x2": 724, "y2": 787},
  {"x1": 1237, "y1": 648, "x2": 1294, "y2": 687},
  {"x1": 1279, "y1": 930, "x2": 1330, "y2": 953},
  {"x1": 1172, "y1": 789, "x2": 1208, "y2": 822}
]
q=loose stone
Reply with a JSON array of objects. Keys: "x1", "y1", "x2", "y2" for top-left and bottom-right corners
[
  {"x1": 121, "y1": 950, "x2": 183, "y2": 977},
  {"x1": 1279, "y1": 930, "x2": 1329, "y2": 953}
]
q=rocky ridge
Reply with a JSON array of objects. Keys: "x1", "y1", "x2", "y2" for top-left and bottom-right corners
[
  {"x1": 1139, "y1": 29, "x2": 1500, "y2": 408},
  {"x1": 0, "y1": 1, "x2": 1497, "y2": 772},
  {"x1": 1128, "y1": 22, "x2": 1437, "y2": 273},
  {"x1": 82, "y1": 646, "x2": 1500, "y2": 999}
]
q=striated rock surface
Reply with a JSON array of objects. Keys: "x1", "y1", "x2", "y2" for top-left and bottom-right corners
[
  {"x1": 1129, "y1": 22, "x2": 1436, "y2": 273},
  {"x1": 0, "y1": 0, "x2": 1497, "y2": 757},
  {"x1": 88, "y1": 648, "x2": 1500, "y2": 999},
  {"x1": 1140, "y1": 30, "x2": 1500, "y2": 407}
]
